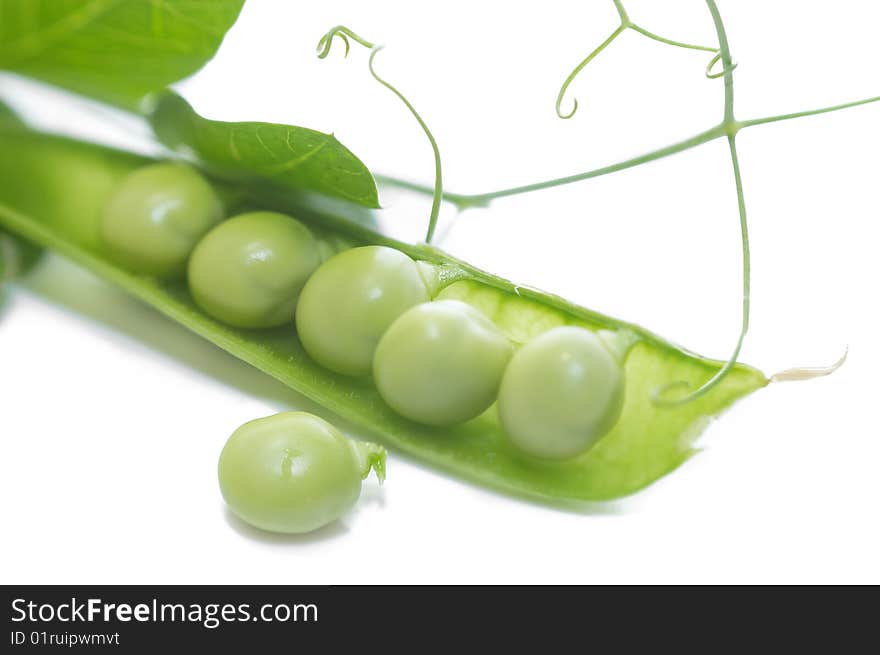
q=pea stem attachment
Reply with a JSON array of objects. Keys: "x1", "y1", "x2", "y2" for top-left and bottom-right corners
[
  {"x1": 316, "y1": 25, "x2": 444, "y2": 244},
  {"x1": 348, "y1": 440, "x2": 387, "y2": 483}
]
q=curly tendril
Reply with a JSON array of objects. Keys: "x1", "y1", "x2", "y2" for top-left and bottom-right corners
[
  {"x1": 316, "y1": 26, "x2": 443, "y2": 244},
  {"x1": 705, "y1": 51, "x2": 738, "y2": 79},
  {"x1": 556, "y1": 0, "x2": 719, "y2": 119},
  {"x1": 315, "y1": 25, "x2": 375, "y2": 59},
  {"x1": 369, "y1": 2, "x2": 877, "y2": 405},
  {"x1": 555, "y1": 25, "x2": 626, "y2": 119}
]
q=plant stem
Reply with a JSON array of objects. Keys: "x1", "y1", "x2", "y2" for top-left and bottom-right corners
[
  {"x1": 628, "y1": 24, "x2": 717, "y2": 52},
  {"x1": 472, "y1": 126, "x2": 728, "y2": 202},
  {"x1": 612, "y1": 0, "x2": 629, "y2": 23},
  {"x1": 315, "y1": 26, "x2": 444, "y2": 243},
  {"x1": 655, "y1": 0, "x2": 750, "y2": 403},
  {"x1": 379, "y1": 82, "x2": 879, "y2": 208},
  {"x1": 705, "y1": 0, "x2": 735, "y2": 126},
  {"x1": 365, "y1": 48, "x2": 443, "y2": 243},
  {"x1": 740, "y1": 95, "x2": 880, "y2": 128},
  {"x1": 380, "y1": 126, "x2": 725, "y2": 206},
  {"x1": 657, "y1": 133, "x2": 750, "y2": 404},
  {"x1": 556, "y1": 0, "x2": 716, "y2": 119}
]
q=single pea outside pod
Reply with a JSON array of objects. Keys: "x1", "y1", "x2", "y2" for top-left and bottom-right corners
[{"x1": 218, "y1": 411, "x2": 386, "y2": 534}]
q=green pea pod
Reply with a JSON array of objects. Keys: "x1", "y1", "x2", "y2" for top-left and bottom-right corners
[
  {"x1": 0, "y1": 102, "x2": 43, "y2": 284},
  {"x1": 1, "y1": 230, "x2": 42, "y2": 283},
  {"x1": 0, "y1": 124, "x2": 767, "y2": 502}
]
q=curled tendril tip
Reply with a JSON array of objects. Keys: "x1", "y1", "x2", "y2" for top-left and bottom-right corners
[
  {"x1": 316, "y1": 25, "x2": 374, "y2": 59},
  {"x1": 553, "y1": 1, "x2": 720, "y2": 120},
  {"x1": 555, "y1": 97, "x2": 578, "y2": 120},
  {"x1": 705, "y1": 51, "x2": 738, "y2": 79},
  {"x1": 316, "y1": 25, "x2": 444, "y2": 244},
  {"x1": 316, "y1": 33, "x2": 349, "y2": 58}
]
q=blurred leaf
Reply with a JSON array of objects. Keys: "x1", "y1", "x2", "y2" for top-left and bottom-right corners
[{"x1": 0, "y1": 0, "x2": 245, "y2": 109}]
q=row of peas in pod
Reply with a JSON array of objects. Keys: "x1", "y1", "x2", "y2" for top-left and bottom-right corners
[{"x1": 101, "y1": 162, "x2": 629, "y2": 461}]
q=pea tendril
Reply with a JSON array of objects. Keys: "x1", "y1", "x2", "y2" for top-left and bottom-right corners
[
  {"x1": 555, "y1": 0, "x2": 718, "y2": 119},
  {"x1": 378, "y1": 84, "x2": 880, "y2": 208},
  {"x1": 705, "y1": 51, "x2": 738, "y2": 79},
  {"x1": 654, "y1": 0, "x2": 747, "y2": 405},
  {"x1": 373, "y1": 3, "x2": 879, "y2": 406},
  {"x1": 316, "y1": 26, "x2": 444, "y2": 244},
  {"x1": 315, "y1": 25, "x2": 375, "y2": 58},
  {"x1": 317, "y1": 7, "x2": 878, "y2": 407}
]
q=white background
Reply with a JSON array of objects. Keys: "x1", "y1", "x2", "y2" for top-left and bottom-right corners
[{"x1": 1, "y1": 0, "x2": 878, "y2": 584}]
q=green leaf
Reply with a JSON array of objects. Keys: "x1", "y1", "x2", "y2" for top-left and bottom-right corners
[
  {"x1": 0, "y1": 0, "x2": 244, "y2": 109},
  {"x1": 0, "y1": 124, "x2": 767, "y2": 502},
  {"x1": 151, "y1": 93, "x2": 380, "y2": 208}
]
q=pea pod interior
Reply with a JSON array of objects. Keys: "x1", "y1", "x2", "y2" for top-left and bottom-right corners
[{"x1": 0, "y1": 124, "x2": 767, "y2": 502}]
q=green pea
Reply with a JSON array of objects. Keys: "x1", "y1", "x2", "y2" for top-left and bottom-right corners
[
  {"x1": 498, "y1": 326, "x2": 625, "y2": 459},
  {"x1": 218, "y1": 411, "x2": 385, "y2": 534},
  {"x1": 99, "y1": 163, "x2": 223, "y2": 277},
  {"x1": 295, "y1": 246, "x2": 431, "y2": 376},
  {"x1": 373, "y1": 300, "x2": 513, "y2": 426},
  {"x1": 188, "y1": 211, "x2": 321, "y2": 329}
]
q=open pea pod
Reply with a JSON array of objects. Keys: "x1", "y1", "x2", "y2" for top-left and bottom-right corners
[{"x1": 0, "y1": 123, "x2": 767, "y2": 502}]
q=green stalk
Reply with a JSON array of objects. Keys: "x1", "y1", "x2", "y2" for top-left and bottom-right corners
[{"x1": 379, "y1": 86, "x2": 880, "y2": 208}]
